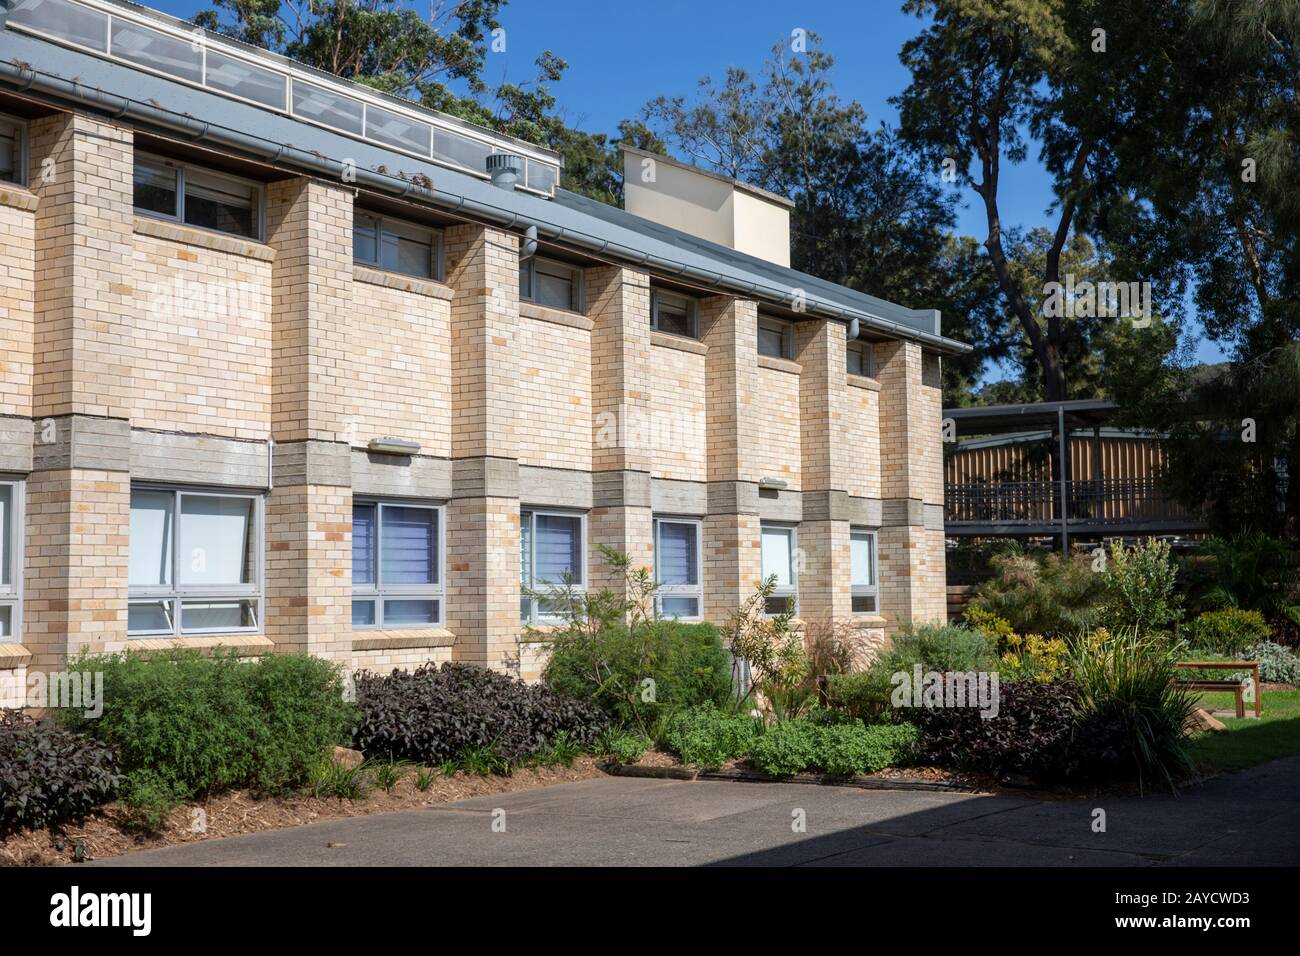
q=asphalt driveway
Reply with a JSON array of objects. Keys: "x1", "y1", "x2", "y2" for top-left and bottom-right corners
[{"x1": 97, "y1": 755, "x2": 1300, "y2": 867}]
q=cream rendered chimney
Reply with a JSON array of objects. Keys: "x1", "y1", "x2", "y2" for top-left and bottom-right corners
[{"x1": 621, "y1": 146, "x2": 793, "y2": 267}]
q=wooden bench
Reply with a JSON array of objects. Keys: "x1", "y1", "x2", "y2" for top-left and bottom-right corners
[{"x1": 1174, "y1": 661, "x2": 1261, "y2": 719}]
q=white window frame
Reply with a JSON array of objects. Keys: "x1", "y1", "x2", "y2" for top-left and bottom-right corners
[
  {"x1": 353, "y1": 210, "x2": 443, "y2": 281},
  {"x1": 653, "y1": 516, "x2": 703, "y2": 621},
  {"x1": 519, "y1": 255, "x2": 585, "y2": 313},
  {"x1": 133, "y1": 151, "x2": 265, "y2": 241},
  {"x1": 850, "y1": 528, "x2": 879, "y2": 615},
  {"x1": 520, "y1": 508, "x2": 587, "y2": 624},
  {"x1": 0, "y1": 113, "x2": 28, "y2": 187},
  {"x1": 0, "y1": 477, "x2": 24, "y2": 642},
  {"x1": 760, "y1": 522, "x2": 798, "y2": 617},
  {"x1": 847, "y1": 341, "x2": 876, "y2": 378},
  {"x1": 128, "y1": 485, "x2": 264, "y2": 638},
  {"x1": 758, "y1": 316, "x2": 795, "y2": 360},
  {"x1": 651, "y1": 288, "x2": 700, "y2": 339},
  {"x1": 351, "y1": 498, "x2": 445, "y2": 629}
]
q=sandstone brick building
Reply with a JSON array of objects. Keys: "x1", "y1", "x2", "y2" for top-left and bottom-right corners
[{"x1": 0, "y1": 0, "x2": 967, "y2": 703}]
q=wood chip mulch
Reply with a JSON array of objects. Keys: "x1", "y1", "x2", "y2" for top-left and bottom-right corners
[{"x1": 0, "y1": 757, "x2": 605, "y2": 867}]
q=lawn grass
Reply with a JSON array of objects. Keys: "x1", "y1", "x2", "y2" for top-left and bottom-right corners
[{"x1": 1188, "y1": 690, "x2": 1300, "y2": 773}]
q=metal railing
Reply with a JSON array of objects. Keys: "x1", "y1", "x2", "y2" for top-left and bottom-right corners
[{"x1": 944, "y1": 478, "x2": 1199, "y2": 526}]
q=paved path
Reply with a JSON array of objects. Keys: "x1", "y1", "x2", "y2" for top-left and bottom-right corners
[{"x1": 98, "y1": 756, "x2": 1300, "y2": 867}]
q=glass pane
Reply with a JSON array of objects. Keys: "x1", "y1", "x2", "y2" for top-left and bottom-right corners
[
  {"x1": 536, "y1": 268, "x2": 574, "y2": 311},
  {"x1": 758, "y1": 324, "x2": 786, "y2": 358},
  {"x1": 181, "y1": 599, "x2": 257, "y2": 632},
  {"x1": 184, "y1": 171, "x2": 257, "y2": 238},
  {"x1": 761, "y1": 527, "x2": 793, "y2": 586},
  {"x1": 366, "y1": 105, "x2": 432, "y2": 155},
  {"x1": 292, "y1": 81, "x2": 364, "y2": 135},
  {"x1": 0, "y1": 124, "x2": 17, "y2": 184},
  {"x1": 518, "y1": 263, "x2": 532, "y2": 300},
  {"x1": 134, "y1": 159, "x2": 178, "y2": 217},
  {"x1": 129, "y1": 490, "x2": 174, "y2": 588},
  {"x1": 128, "y1": 599, "x2": 173, "y2": 634},
  {"x1": 851, "y1": 532, "x2": 874, "y2": 586},
  {"x1": 352, "y1": 503, "x2": 376, "y2": 586},
  {"x1": 179, "y1": 495, "x2": 254, "y2": 586},
  {"x1": 380, "y1": 505, "x2": 436, "y2": 585},
  {"x1": 764, "y1": 594, "x2": 794, "y2": 616},
  {"x1": 434, "y1": 129, "x2": 491, "y2": 171},
  {"x1": 852, "y1": 594, "x2": 877, "y2": 614},
  {"x1": 0, "y1": 605, "x2": 10, "y2": 638},
  {"x1": 525, "y1": 160, "x2": 558, "y2": 194},
  {"x1": 520, "y1": 512, "x2": 532, "y2": 586},
  {"x1": 0, "y1": 485, "x2": 9, "y2": 587},
  {"x1": 535, "y1": 514, "x2": 580, "y2": 585},
  {"x1": 656, "y1": 521, "x2": 698, "y2": 586},
  {"x1": 660, "y1": 596, "x2": 699, "y2": 619},
  {"x1": 655, "y1": 296, "x2": 692, "y2": 336},
  {"x1": 520, "y1": 596, "x2": 531, "y2": 624},
  {"x1": 352, "y1": 599, "x2": 376, "y2": 627},
  {"x1": 353, "y1": 213, "x2": 378, "y2": 265},
  {"x1": 846, "y1": 345, "x2": 865, "y2": 376},
  {"x1": 205, "y1": 50, "x2": 286, "y2": 110},
  {"x1": 383, "y1": 599, "x2": 436, "y2": 626},
  {"x1": 9, "y1": 0, "x2": 109, "y2": 52},
  {"x1": 380, "y1": 231, "x2": 432, "y2": 279},
  {"x1": 111, "y1": 21, "x2": 203, "y2": 83}
]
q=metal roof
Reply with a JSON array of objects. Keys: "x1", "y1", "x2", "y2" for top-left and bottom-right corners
[{"x1": 943, "y1": 400, "x2": 1120, "y2": 435}]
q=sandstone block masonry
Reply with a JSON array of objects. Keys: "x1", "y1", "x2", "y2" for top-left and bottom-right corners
[{"x1": 0, "y1": 108, "x2": 948, "y2": 694}]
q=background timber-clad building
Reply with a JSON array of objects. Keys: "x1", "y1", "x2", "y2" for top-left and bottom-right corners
[{"x1": 0, "y1": 0, "x2": 968, "y2": 703}]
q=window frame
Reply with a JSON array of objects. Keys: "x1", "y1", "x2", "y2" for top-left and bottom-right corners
[
  {"x1": 757, "y1": 316, "x2": 795, "y2": 360},
  {"x1": 759, "y1": 522, "x2": 799, "y2": 617},
  {"x1": 653, "y1": 516, "x2": 703, "y2": 621},
  {"x1": 847, "y1": 340, "x2": 876, "y2": 378},
  {"x1": 133, "y1": 151, "x2": 265, "y2": 241},
  {"x1": 353, "y1": 210, "x2": 443, "y2": 282},
  {"x1": 519, "y1": 255, "x2": 585, "y2": 314},
  {"x1": 351, "y1": 498, "x2": 446, "y2": 630},
  {"x1": 520, "y1": 508, "x2": 588, "y2": 625},
  {"x1": 650, "y1": 288, "x2": 700, "y2": 339},
  {"x1": 0, "y1": 113, "x2": 28, "y2": 187},
  {"x1": 850, "y1": 528, "x2": 879, "y2": 616},
  {"x1": 0, "y1": 477, "x2": 24, "y2": 642}
]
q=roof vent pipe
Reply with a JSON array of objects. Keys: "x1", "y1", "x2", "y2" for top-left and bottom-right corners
[
  {"x1": 486, "y1": 153, "x2": 522, "y2": 190},
  {"x1": 848, "y1": 317, "x2": 860, "y2": 340},
  {"x1": 520, "y1": 224, "x2": 538, "y2": 260}
]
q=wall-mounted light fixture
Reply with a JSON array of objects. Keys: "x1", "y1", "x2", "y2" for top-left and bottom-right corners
[{"x1": 368, "y1": 437, "x2": 421, "y2": 455}]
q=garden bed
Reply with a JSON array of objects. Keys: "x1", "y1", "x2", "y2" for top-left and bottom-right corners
[{"x1": 0, "y1": 757, "x2": 605, "y2": 867}]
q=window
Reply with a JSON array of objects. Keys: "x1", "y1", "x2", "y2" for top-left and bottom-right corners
[
  {"x1": 654, "y1": 518, "x2": 702, "y2": 620},
  {"x1": 133, "y1": 152, "x2": 263, "y2": 240},
  {"x1": 651, "y1": 289, "x2": 699, "y2": 338},
  {"x1": 128, "y1": 487, "x2": 262, "y2": 636},
  {"x1": 520, "y1": 510, "x2": 585, "y2": 623},
  {"x1": 519, "y1": 257, "x2": 583, "y2": 312},
  {"x1": 847, "y1": 341, "x2": 876, "y2": 377},
  {"x1": 0, "y1": 480, "x2": 23, "y2": 640},
  {"x1": 354, "y1": 212, "x2": 441, "y2": 281},
  {"x1": 758, "y1": 316, "x2": 795, "y2": 360},
  {"x1": 352, "y1": 500, "x2": 444, "y2": 628},
  {"x1": 851, "y1": 529, "x2": 879, "y2": 614},
  {"x1": 0, "y1": 115, "x2": 26, "y2": 186},
  {"x1": 760, "y1": 524, "x2": 798, "y2": 616}
]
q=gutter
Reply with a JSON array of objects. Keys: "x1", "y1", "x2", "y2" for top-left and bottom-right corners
[{"x1": 0, "y1": 53, "x2": 972, "y2": 356}]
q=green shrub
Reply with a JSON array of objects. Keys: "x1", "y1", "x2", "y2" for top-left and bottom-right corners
[
  {"x1": 59, "y1": 650, "x2": 356, "y2": 814},
  {"x1": 660, "y1": 704, "x2": 761, "y2": 768},
  {"x1": 0, "y1": 709, "x2": 122, "y2": 836},
  {"x1": 1069, "y1": 628, "x2": 1197, "y2": 790},
  {"x1": 1100, "y1": 539, "x2": 1183, "y2": 633},
  {"x1": 825, "y1": 670, "x2": 897, "y2": 725},
  {"x1": 876, "y1": 623, "x2": 998, "y2": 675},
  {"x1": 1251, "y1": 641, "x2": 1300, "y2": 684},
  {"x1": 1185, "y1": 608, "x2": 1271, "y2": 655},
  {"x1": 544, "y1": 620, "x2": 732, "y2": 728},
  {"x1": 749, "y1": 720, "x2": 918, "y2": 777},
  {"x1": 969, "y1": 550, "x2": 1105, "y2": 638},
  {"x1": 600, "y1": 731, "x2": 653, "y2": 764}
]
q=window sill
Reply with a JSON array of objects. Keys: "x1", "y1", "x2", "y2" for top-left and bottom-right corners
[
  {"x1": 758, "y1": 355, "x2": 801, "y2": 375},
  {"x1": 126, "y1": 634, "x2": 275, "y2": 655},
  {"x1": 847, "y1": 373, "x2": 881, "y2": 392},
  {"x1": 351, "y1": 629, "x2": 455, "y2": 652},
  {"x1": 134, "y1": 215, "x2": 275, "y2": 261},
  {"x1": 851, "y1": 614, "x2": 887, "y2": 626},
  {"x1": 650, "y1": 330, "x2": 707, "y2": 355},
  {"x1": 0, "y1": 184, "x2": 37, "y2": 212},
  {"x1": 0, "y1": 642, "x2": 32, "y2": 669},
  {"x1": 354, "y1": 265, "x2": 453, "y2": 300},
  {"x1": 520, "y1": 300, "x2": 593, "y2": 331}
]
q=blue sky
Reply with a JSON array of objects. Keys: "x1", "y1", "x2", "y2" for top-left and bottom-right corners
[{"x1": 150, "y1": 0, "x2": 1226, "y2": 369}]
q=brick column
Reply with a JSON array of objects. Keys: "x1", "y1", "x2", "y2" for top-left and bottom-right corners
[
  {"x1": 877, "y1": 339, "x2": 946, "y2": 628},
  {"x1": 701, "y1": 296, "x2": 763, "y2": 620},
  {"x1": 25, "y1": 114, "x2": 134, "y2": 672},
  {"x1": 444, "y1": 223, "x2": 520, "y2": 672},
  {"x1": 587, "y1": 265, "x2": 653, "y2": 594},
  {"x1": 263, "y1": 178, "x2": 354, "y2": 664},
  {"x1": 796, "y1": 319, "x2": 852, "y2": 623}
]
